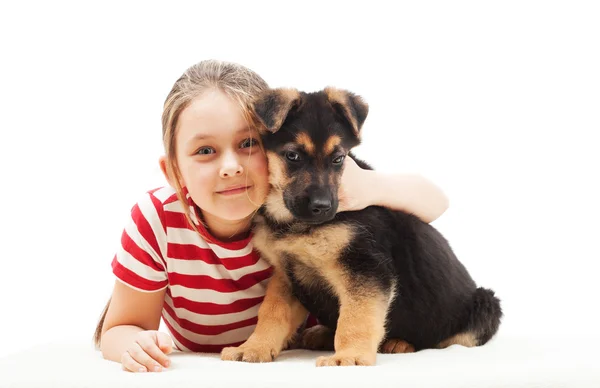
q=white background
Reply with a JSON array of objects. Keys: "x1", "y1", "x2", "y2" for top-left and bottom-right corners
[{"x1": 1, "y1": 1, "x2": 599, "y2": 358}]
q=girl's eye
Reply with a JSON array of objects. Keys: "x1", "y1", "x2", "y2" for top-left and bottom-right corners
[
  {"x1": 240, "y1": 138, "x2": 258, "y2": 149},
  {"x1": 196, "y1": 147, "x2": 215, "y2": 155},
  {"x1": 333, "y1": 155, "x2": 345, "y2": 165},
  {"x1": 286, "y1": 151, "x2": 301, "y2": 162}
]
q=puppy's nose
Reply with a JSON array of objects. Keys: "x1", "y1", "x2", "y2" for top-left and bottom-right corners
[{"x1": 309, "y1": 196, "x2": 332, "y2": 215}]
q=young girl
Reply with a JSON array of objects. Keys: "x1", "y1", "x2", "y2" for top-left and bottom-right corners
[{"x1": 94, "y1": 59, "x2": 449, "y2": 373}]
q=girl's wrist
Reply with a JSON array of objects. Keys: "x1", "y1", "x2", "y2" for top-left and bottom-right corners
[{"x1": 363, "y1": 168, "x2": 386, "y2": 208}]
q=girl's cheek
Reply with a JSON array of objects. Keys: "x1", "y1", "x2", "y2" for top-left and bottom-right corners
[{"x1": 250, "y1": 151, "x2": 268, "y2": 170}]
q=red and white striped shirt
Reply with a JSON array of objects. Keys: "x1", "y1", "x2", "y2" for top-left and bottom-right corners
[{"x1": 111, "y1": 186, "x2": 273, "y2": 353}]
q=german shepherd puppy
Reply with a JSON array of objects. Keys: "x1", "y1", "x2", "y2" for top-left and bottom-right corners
[{"x1": 220, "y1": 87, "x2": 502, "y2": 367}]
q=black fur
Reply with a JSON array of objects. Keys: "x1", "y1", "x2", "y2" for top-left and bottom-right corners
[{"x1": 254, "y1": 88, "x2": 502, "y2": 351}]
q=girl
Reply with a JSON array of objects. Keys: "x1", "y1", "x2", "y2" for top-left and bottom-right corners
[{"x1": 94, "y1": 59, "x2": 449, "y2": 373}]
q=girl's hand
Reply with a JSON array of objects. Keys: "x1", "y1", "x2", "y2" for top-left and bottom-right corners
[
  {"x1": 121, "y1": 330, "x2": 173, "y2": 373},
  {"x1": 337, "y1": 156, "x2": 374, "y2": 212}
]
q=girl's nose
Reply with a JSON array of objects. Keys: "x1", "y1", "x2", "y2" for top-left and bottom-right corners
[{"x1": 219, "y1": 151, "x2": 244, "y2": 178}]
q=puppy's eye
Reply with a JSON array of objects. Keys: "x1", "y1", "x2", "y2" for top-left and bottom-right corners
[
  {"x1": 332, "y1": 155, "x2": 345, "y2": 165},
  {"x1": 286, "y1": 151, "x2": 301, "y2": 162}
]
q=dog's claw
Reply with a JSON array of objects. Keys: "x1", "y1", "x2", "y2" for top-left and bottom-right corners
[
  {"x1": 221, "y1": 345, "x2": 277, "y2": 363},
  {"x1": 316, "y1": 352, "x2": 375, "y2": 367}
]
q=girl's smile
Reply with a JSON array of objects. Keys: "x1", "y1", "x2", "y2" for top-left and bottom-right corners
[{"x1": 216, "y1": 185, "x2": 253, "y2": 196}]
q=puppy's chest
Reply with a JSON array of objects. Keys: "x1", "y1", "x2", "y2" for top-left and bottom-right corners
[{"x1": 251, "y1": 216, "x2": 353, "y2": 271}]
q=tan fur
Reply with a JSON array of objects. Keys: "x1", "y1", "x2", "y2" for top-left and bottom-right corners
[
  {"x1": 295, "y1": 132, "x2": 315, "y2": 155},
  {"x1": 300, "y1": 324, "x2": 335, "y2": 351},
  {"x1": 262, "y1": 193, "x2": 294, "y2": 224},
  {"x1": 221, "y1": 270, "x2": 308, "y2": 363},
  {"x1": 266, "y1": 152, "x2": 290, "y2": 190},
  {"x1": 244, "y1": 118, "x2": 391, "y2": 366},
  {"x1": 380, "y1": 339, "x2": 415, "y2": 354},
  {"x1": 263, "y1": 88, "x2": 301, "y2": 133},
  {"x1": 285, "y1": 262, "x2": 322, "y2": 293},
  {"x1": 324, "y1": 87, "x2": 360, "y2": 137},
  {"x1": 262, "y1": 152, "x2": 295, "y2": 223},
  {"x1": 253, "y1": 222, "x2": 353, "y2": 270},
  {"x1": 437, "y1": 332, "x2": 479, "y2": 348},
  {"x1": 252, "y1": 178, "x2": 393, "y2": 366},
  {"x1": 312, "y1": 268, "x2": 390, "y2": 366},
  {"x1": 324, "y1": 135, "x2": 342, "y2": 155},
  {"x1": 249, "y1": 215, "x2": 281, "y2": 267}
]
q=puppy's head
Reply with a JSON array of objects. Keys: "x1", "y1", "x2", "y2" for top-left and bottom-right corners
[{"x1": 252, "y1": 87, "x2": 368, "y2": 224}]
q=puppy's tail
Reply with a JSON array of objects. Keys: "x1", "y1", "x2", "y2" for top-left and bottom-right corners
[
  {"x1": 93, "y1": 298, "x2": 111, "y2": 349},
  {"x1": 468, "y1": 287, "x2": 503, "y2": 345}
]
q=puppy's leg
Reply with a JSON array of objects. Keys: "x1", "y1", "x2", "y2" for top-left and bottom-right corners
[
  {"x1": 221, "y1": 269, "x2": 307, "y2": 363},
  {"x1": 316, "y1": 286, "x2": 389, "y2": 367},
  {"x1": 437, "y1": 287, "x2": 503, "y2": 349},
  {"x1": 437, "y1": 332, "x2": 478, "y2": 348},
  {"x1": 300, "y1": 324, "x2": 335, "y2": 351},
  {"x1": 379, "y1": 339, "x2": 415, "y2": 354}
]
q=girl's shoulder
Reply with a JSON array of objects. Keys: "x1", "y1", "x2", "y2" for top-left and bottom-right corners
[
  {"x1": 146, "y1": 185, "x2": 180, "y2": 207},
  {"x1": 133, "y1": 186, "x2": 183, "y2": 215},
  {"x1": 127, "y1": 186, "x2": 187, "y2": 232}
]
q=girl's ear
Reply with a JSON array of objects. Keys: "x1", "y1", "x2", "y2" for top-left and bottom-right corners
[{"x1": 159, "y1": 156, "x2": 176, "y2": 187}]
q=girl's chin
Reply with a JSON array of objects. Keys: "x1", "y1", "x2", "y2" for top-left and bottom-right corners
[{"x1": 216, "y1": 205, "x2": 260, "y2": 221}]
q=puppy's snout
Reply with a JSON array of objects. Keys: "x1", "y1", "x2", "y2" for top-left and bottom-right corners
[
  {"x1": 307, "y1": 186, "x2": 334, "y2": 217},
  {"x1": 309, "y1": 196, "x2": 332, "y2": 215},
  {"x1": 288, "y1": 185, "x2": 337, "y2": 223}
]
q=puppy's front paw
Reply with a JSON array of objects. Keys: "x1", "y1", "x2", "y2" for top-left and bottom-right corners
[
  {"x1": 221, "y1": 345, "x2": 277, "y2": 363},
  {"x1": 316, "y1": 352, "x2": 376, "y2": 367}
]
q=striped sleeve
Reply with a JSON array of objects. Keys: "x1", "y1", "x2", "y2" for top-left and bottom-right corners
[{"x1": 111, "y1": 192, "x2": 169, "y2": 292}]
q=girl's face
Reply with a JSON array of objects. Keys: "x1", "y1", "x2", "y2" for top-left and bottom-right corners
[{"x1": 174, "y1": 89, "x2": 270, "y2": 228}]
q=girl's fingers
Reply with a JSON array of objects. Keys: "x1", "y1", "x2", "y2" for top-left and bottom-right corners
[
  {"x1": 128, "y1": 342, "x2": 163, "y2": 372},
  {"x1": 156, "y1": 332, "x2": 174, "y2": 355},
  {"x1": 136, "y1": 335, "x2": 170, "y2": 369},
  {"x1": 120, "y1": 350, "x2": 147, "y2": 373}
]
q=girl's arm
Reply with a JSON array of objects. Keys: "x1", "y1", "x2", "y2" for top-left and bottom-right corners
[
  {"x1": 99, "y1": 281, "x2": 172, "y2": 372},
  {"x1": 338, "y1": 157, "x2": 449, "y2": 223},
  {"x1": 99, "y1": 192, "x2": 174, "y2": 372}
]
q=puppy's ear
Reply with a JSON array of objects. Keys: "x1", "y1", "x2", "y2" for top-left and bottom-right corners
[
  {"x1": 324, "y1": 87, "x2": 369, "y2": 138},
  {"x1": 253, "y1": 88, "x2": 302, "y2": 133}
]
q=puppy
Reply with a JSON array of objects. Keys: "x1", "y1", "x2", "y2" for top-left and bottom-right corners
[{"x1": 221, "y1": 87, "x2": 502, "y2": 366}]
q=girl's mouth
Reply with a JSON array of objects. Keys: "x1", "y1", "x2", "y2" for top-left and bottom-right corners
[{"x1": 217, "y1": 185, "x2": 252, "y2": 196}]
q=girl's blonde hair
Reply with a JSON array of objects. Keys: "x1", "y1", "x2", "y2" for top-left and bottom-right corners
[{"x1": 162, "y1": 59, "x2": 269, "y2": 236}]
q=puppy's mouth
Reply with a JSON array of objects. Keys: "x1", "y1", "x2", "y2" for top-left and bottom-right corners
[
  {"x1": 284, "y1": 196, "x2": 338, "y2": 225},
  {"x1": 294, "y1": 217, "x2": 333, "y2": 226}
]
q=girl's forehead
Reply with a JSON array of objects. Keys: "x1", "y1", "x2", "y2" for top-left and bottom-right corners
[{"x1": 177, "y1": 91, "x2": 251, "y2": 142}]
